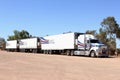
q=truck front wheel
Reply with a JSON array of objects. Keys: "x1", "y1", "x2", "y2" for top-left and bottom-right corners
[{"x1": 90, "y1": 51, "x2": 96, "y2": 58}]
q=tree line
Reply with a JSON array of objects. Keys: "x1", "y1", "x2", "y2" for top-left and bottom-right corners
[{"x1": 7, "y1": 30, "x2": 32, "y2": 40}]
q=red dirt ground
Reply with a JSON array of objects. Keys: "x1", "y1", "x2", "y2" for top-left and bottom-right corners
[{"x1": 0, "y1": 50, "x2": 120, "y2": 80}]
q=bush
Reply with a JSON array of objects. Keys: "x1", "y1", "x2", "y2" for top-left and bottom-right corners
[{"x1": 117, "y1": 48, "x2": 120, "y2": 54}]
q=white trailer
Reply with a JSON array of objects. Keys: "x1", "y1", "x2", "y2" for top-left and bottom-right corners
[
  {"x1": 19, "y1": 38, "x2": 41, "y2": 53},
  {"x1": 41, "y1": 32, "x2": 75, "y2": 50},
  {"x1": 41, "y1": 32, "x2": 108, "y2": 57},
  {"x1": 6, "y1": 40, "x2": 19, "y2": 51}
]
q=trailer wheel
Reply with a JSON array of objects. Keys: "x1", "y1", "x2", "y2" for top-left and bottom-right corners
[
  {"x1": 43, "y1": 50, "x2": 46, "y2": 54},
  {"x1": 49, "y1": 50, "x2": 52, "y2": 54},
  {"x1": 70, "y1": 51, "x2": 74, "y2": 56},
  {"x1": 33, "y1": 49, "x2": 37, "y2": 53},
  {"x1": 66, "y1": 50, "x2": 70, "y2": 56},
  {"x1": 90, "y1": 51, "x2": 96, "y2": 58}
]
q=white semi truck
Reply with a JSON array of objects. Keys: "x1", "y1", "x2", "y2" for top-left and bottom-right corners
[
  {"x1": 5, "y1": 32, "x2": 108, "y2": 57},
  {"x1": 41, "y1": 32, "x2": 108, "y2": 57}
]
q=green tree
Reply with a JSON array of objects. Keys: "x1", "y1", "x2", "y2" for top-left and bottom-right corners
[
  {"x1": 0, "y1": 37, "x2": 5, "y2": 50},
  {"x1": 85, "y1": 30, "x2": 97, "y2": 36},
  {"x1": 7, "y1": 30, "x2": 32, "y2": 40},
  {"x1": 116, "y1": 27, "x2": 120, "y2": 39},
  {"x1": 100, "y1": 16, "x2": 120, "y2": 49},
  {"x1": 19, "y1": 30, "x2": 32, "y2": 39},
  {"x1": 101, "y1": 17, "x2": 120, "y2": 39},
  {"x1": 95, "y1": 28, "x2": 107, "y2": 44}
]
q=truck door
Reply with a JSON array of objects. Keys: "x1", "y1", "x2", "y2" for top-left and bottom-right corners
[{"x1": 85, "y1": 40, "x2": 91, "y2": 50}]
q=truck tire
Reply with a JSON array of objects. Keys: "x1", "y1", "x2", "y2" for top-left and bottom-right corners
[
  {"x1": 90, "y1": 51, "x2": 96, "y2": 58},
  {"x1": 70, "y1": 51, "x2": 74, "y2": 56},
  {"x1": 43, "y1": 50, "x2": 46, "y2": 54},
  {"x1": 66, "y1": 50, "x2": 70, "y2": 56},
  {"x1": 33, "y1": 49, "x2": 37, "y2": 53},
  {"x1": 49, "y1": 50, "x2": 52, "y2": 54}
]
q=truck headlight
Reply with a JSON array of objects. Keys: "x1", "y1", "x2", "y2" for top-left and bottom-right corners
[{"x1": 96, "y1": 49, "x2": 102, "y2": 54}]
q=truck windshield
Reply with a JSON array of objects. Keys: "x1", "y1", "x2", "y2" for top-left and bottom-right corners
[{"x1": 90, "y1": 39, "x2": 100, "y2": 43}]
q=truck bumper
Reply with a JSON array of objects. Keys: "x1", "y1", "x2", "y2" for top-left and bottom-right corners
[
  {"x1": 98, "y1": 53, "x2": 109, "y2": 57},
  {"x1": 96, "y1": 49, "x2": 109, "y2": 57}
]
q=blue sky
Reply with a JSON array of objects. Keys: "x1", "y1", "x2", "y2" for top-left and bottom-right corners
[{"x1": 0, "y1": 0, "x2": 120, "y2": 48}]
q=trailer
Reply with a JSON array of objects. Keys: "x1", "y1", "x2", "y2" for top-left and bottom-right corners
[
  {"x1": 19, "y1": 37, "x2": 41, "y2": 53},
  {"x1": 6, "y1": 40, "x2": 19, "y2": 52},
  {"x1": 41, "y1": 32, "x2": 108, "y2": 57}
]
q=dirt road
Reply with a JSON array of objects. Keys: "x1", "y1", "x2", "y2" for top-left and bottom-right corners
[{"x1": 0, "y1": 51, "x2": 120, "y2": 80}]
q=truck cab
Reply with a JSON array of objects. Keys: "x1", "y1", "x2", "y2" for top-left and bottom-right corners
[
  {"x1": 87, "y1": 39, "x2": 108, "y2": 57},
  {"x1": 75, "y1": 34, "x2": 108, "y2": 57}
]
